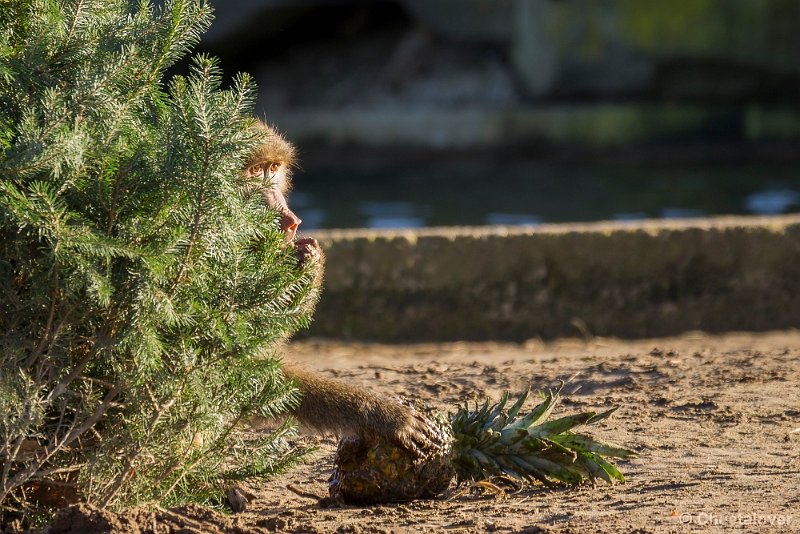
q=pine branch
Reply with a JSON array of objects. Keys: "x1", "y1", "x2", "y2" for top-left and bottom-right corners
[
  {"x1": 63, "y1": 0, "x2": 86, "y2": 48},
  {"x1": 169, "y1": 182, "x2": 206, "y2": 295},
  {"x1": 1, "y1": 0, "x2": 311, "y2": 520},
  {"x1": 0, "y1": 383, "x2": 123, "y2": 502},
  {"x1": 97, "y1": 396, "x2": 178, "y2": 508}
]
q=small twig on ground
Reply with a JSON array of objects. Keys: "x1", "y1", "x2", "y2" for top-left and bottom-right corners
[{"x1": 286, "y1": 483, "x2": 324, "y2": 501}]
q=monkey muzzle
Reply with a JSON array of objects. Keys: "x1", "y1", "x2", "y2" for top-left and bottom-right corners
[
  {"x1": 276, "y1": 210, "x2": 320, "y2": 266},
  {"x1": 279, "y1": 210, "x2": 301, "y2": 243}
]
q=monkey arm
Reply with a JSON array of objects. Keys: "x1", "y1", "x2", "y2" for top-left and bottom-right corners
[{"x1": 282, "y1": 363, "x2": 441, "y2": 455}]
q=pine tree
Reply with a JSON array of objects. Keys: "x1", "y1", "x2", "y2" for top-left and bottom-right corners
[{"x1": 0, "y1": 0, "x2": 318, "y2": 523}]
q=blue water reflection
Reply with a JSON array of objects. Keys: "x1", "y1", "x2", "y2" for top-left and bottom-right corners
[
  {"x1": 358, "y1": 201, "x2": 428, "y2": 229},
  {"x1": 612, "y1": 212, "x2": 649, "y2": 221},
  {"x1": 485, "y1": 213, "x2": 543, "y2": 226},
  {"x1": 659, "y1": 207, "x2": 706, "y2": 219},
  {"x1": 744, "y1": 189, "x2": 800, "y2": 215}
]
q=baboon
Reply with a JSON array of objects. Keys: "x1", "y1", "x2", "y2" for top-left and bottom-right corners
[{"x1": 243, "y1": 120, "x2": 436, "y2": 454}]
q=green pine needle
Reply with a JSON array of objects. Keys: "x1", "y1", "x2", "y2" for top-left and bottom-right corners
[{"x1": 0, "y1": 0, "x2": 315, "y2": 523}]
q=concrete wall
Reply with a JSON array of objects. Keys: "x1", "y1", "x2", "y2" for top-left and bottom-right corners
[{"x1": 306, "y1": 215, "x2": 800, "y2": 341}]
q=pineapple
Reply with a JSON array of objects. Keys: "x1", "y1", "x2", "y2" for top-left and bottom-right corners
[{"x1": 329, "y1": 386, "x2": 635, "y2": 504}]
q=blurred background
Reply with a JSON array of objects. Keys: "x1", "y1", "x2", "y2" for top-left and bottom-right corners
[{"x1": 197, "y1": 0, "x2": 800, "y2": 230}]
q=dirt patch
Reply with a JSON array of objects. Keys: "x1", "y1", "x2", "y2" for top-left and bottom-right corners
[
  {"x1": 15, "y1": 331, "x2": 800, "y2": 533},
  {"x1": 34, "y1": 503, "x2": 259, "y2": 534}
]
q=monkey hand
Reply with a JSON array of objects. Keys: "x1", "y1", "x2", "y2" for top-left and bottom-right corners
[
  {"x1": 294, "y1": 236, "x2": 323, "y2": 267},
  {"x1": 365, "y1": 398, "x2": 449, "y2": 459}
]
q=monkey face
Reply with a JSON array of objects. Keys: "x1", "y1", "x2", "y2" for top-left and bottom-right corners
[
  {"x1": 243, "y1": 123, "x2": 323, "y2": 269},
  {"x1": 245, "y1": 159, "x2": 301, "y2": 242}
]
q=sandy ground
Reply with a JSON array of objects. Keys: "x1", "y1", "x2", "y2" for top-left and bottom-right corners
[{"x1": 34, "y1": 330, "x2": 800, "y2": 533}]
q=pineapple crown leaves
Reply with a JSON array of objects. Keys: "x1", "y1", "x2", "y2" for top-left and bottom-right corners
[{"x1": 450, "y1": 384, "x2": 636, "y2": 488}]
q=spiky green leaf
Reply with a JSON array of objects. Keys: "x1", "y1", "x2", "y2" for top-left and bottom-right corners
[{"x1": 451, "y1": 388, "x2": 633, "y2": 488}]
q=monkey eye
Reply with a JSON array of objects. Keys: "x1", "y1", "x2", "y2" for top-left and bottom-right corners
[
  {"x1": 248, "y1": 163, "x2": 264, "y2": 176},
  {"x1": 269, "y1": 162, "x2": 280, "y2": 173}
]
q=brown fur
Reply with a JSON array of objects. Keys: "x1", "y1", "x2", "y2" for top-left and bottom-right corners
[
  {"x1": 283, "y1": 364, "x2": 418, "y2": 440},
  {"x1": 247, "y1": 121, "x2": 296, "y2": 171}
]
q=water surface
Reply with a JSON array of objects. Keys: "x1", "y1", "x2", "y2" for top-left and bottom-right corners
[{"x1": 291, "y1": 159, "x2": 800, "y2": 230}]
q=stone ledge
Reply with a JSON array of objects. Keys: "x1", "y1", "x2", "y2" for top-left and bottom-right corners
[{"x1": 306, "y1": 214, "x2": 800, "y2": 341}]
